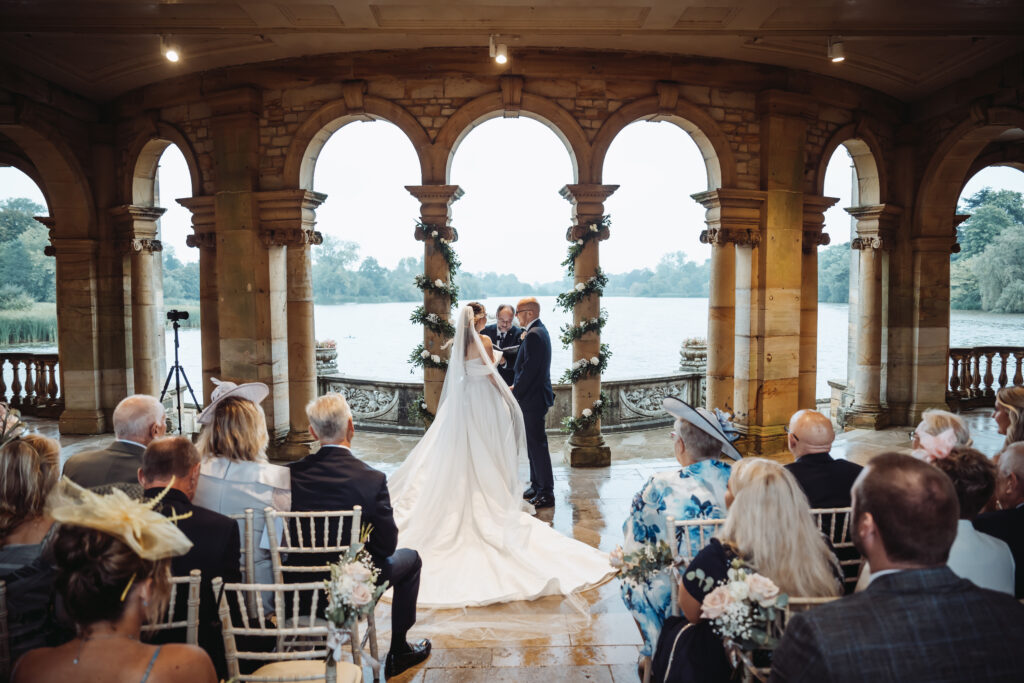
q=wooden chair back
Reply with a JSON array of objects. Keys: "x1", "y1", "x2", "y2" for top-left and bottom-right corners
[{"x1": 140, "y1": 569, "x2": 202, "y2": 645}]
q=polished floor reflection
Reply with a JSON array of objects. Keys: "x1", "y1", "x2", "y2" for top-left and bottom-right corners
[{"x1": 34, "y1": 410, "x2": 1002, "y2": 681}]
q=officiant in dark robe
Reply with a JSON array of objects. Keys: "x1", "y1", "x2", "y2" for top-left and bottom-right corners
[{"x1": 481, "y1": 303, "x2": 521, "y2": 386}]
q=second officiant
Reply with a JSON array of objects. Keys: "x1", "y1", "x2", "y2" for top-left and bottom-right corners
[{"x1": 481, "y1": 303, "x2": 522, "y2": 386}]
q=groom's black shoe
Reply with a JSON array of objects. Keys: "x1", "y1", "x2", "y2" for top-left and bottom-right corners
[
  {"x1": 523, "y1": 486, "x2": 537, "y2": 500},
  {"x1": 530, "y1": 493, "x2": 555, "y2": 508},
  {"x1": 385, "y1": 639, "x2": 431, "y2": 679}
]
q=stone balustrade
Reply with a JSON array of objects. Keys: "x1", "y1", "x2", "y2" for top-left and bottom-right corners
[
  {"x1": 947, "y1": 346, "x2": 1024, "y2": 409},
  {"x1": 0, "y1": 352, "x2": 63, "y2": 417},
  {"x1": 316, "y1": 371, "x2": 706, "y2": 434}
]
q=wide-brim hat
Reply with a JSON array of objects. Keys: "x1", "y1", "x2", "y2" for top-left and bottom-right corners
[
  {"x1": 663, "y1": 396, "x2": 743, "y2": 461},
  {"x1": 196, "y1": 378, "x2": 270, "y2": 425}
]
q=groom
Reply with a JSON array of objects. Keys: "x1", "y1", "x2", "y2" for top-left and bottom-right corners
[{"x1": 511, "y1": 297, "x2": 556, "y2": 509}]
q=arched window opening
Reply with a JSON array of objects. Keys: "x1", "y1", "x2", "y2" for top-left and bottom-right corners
[
  {"x1": 310, "y1": 119, "x2": 422, "y2": 379},
  {"x1": 601, "y1": 120, "x2": 710, "y2": 379},
  {"x1": 819, "y1": 145, "x2": 856, "y2": 400}
]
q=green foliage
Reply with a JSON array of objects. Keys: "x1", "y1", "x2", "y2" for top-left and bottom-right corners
[
  {"x1": 0, "y1": 284, "x2": 34, "y2": 311},
  {"x1": 817, "y1": 241, "x2": 851, "y2": 303},
  {"x1": 0, "y1": 198, "x2": 56, "y2": 304},
  {"x1": 162, "y1": 246, "x2": 200, "y2": 302},
  {"x1": 0, "y1": 198, "x2": 46, "y2": 243},
  {"x1": 409, "y1": 306, "x2": 456, "y2": 338},
  {"x1": 973, "y1": 225, "x2": 1024, "y2": 313},
  {"x1": 556, "y1": 269, "x2": 608, "y2": 311},
  {"x1": 950, "y1": 257, "x2": 982, "y2": 310},
  {"x1": 312, "y1": 236, "x2": 420, "y2": 303},
  {"x1": 618, "y1": 540, "x2": 675, "y2": 585},
  {"x1": 561, "y1": 215, "x2": 610, "y2": 276},
  {"x1": 408, "y1": 393, "x2": 435, "y2": 427},
  {"x1": 561, "y1": 391, "x2": 608, "y2": 434},
  {"x1": 0, "y1": 302, "x2": 57, "y2": 344}
]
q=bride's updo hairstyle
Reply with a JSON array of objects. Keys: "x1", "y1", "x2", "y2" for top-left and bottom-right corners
[
  {"x1": 464, "y1": 302, "x2": 488, "y2": 351},
  {"x1": 54, "y1": 525, "x2": 171, "y2": 627}
]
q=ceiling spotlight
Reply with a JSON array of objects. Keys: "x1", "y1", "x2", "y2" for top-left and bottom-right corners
[
  {"x1": 828, "y1": 37, "x2": 845, "y2": 63},
  {"x1": 489, "y1": 34, "x2": 509, "y2": 64},
  {"x1": 161, "y1": 35, "x2": 180, "y2": 63}
]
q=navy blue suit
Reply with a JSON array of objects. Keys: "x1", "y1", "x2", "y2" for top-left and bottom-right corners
[
  {"x1": 512, "y1": 320, "x2": 555, "y2": 497},
  {"x1": 481, "y1": 322, "x2": 522, "y2": 386}
]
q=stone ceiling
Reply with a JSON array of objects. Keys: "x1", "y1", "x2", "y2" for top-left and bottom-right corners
[{"x1": 0, "y1": 1, "x2": 1023, "y2": 102}]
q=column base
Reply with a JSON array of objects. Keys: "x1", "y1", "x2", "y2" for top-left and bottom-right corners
[
  {"x1": 732, "y1": 425, "x2": 790, "y2": 462},
  {"x1": 274, "y1": 429, "x2": 317, "y2": 462},
  {"x1": 907, "y1": 402, "x2": 948, "y2": 426},
  {"x1": 58, "y1": 409, "x2": 107, "y2": 435},
  {"x1": 844, "y1": 406, "x2": 891, "y2": 430},
  {"x1": 568, "y1": 433, "x2": 611, "y2": 467}
]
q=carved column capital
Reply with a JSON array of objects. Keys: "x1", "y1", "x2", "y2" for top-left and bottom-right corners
[
  {"x1": 109, "y1": 204, "x2": 167, "y2": 255},
  {"x1": 846, "y1": 203, "x2": 903, "y2": 250},
  {"x1": 699, "y1": 226, "x2": 762, "y2": 246},
  {"x1": 129, "y1": 238, "x2": 163, "y2": 253},
  {"x1": 851, "y1": 235, "x2": 886, "y2": 251},
  {"x1": 178, "y1": 196, "x2": 216, "y2": 252},
  {"x1": 802, "y1": 194, "x2": 840, "y2": 253},
  {"x1": 692, "y1": 189, "x2": 767, "y2": 247},
  {"x1": 560, "y1": 184, "x2": 618, "y2": 239},
  {"x1": 407, "y1": 185, "x2": 463, "y2": 242},
  {"x1": 34, "y1": 216, "x2": 57, "y2": 256},
  {"x1": 255, "y1": 189, "x2": 327, "y2": 248}
]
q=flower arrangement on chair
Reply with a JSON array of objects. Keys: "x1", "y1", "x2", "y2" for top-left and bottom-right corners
[{"x1": 324, "y1": 526, "x2": 389, "y2": 666}]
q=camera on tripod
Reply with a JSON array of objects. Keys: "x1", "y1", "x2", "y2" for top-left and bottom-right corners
[{"x1": 167, "y1": 309, "x2": 189, "y2": 322}]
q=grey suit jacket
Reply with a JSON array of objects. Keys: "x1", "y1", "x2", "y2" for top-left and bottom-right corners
[
  {"x1": 62, "y1": 440, "x2": 146, "y2": 489},
  {"x1": 770, "y1": 567, "x2": 1024, "y2": 683}
]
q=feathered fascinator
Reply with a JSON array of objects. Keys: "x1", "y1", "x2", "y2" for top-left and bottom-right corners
[
  {"x1": 912, "y1": 428, "x2": 959, "y2": 464},
  {"x1": 46, "y1": 477, "x2": 193, "y2": 561}
]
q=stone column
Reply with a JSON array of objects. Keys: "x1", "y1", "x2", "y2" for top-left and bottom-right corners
[
  {"x1": 800, "y1": 196, "x2": 839, "y2": 409},
  {"x1": 560, "y1": 184, "x2": 618, "y2": 467},
  {"x1": 406, "y1": 185, "x2": 463, "y2": 413},
  {"x1": 180, "y1": 196, "x2": 219, "y2": 404},
  {"x1": 733, "y1": 91, "x2": 813, "y2": 458},
  {"x1": 109, "y1": 205, "x2": 167, "y2": 397},
  {"x1": 210, "y1": 87, "x2": 291, "y2": 441},
  {"x1": 255, "y1": 190, "x2": 327, "y2": 460},
  {"x1": 845, "y1": 204, "x2": 901, "y2": 429},
  {"x1": 45, "y1": 237, "x2": 106, "y2": 433},
  {"x1": 693, "y1": 189, "x2": 766, "y2": 415},
  {"x1": 908, "y1": 234, "x2": 958, "y2": 422}
]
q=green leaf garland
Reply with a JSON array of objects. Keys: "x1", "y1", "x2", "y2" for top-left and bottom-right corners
[
  {"x1": 555, "y1": 268, "x2": 608, "y2": 311},
  {"x1": 559, "y1": 308, "x2": 608, "y2": 345},
  {"x1": 559, "y1": 343, "x2": 612, "y2": 383},
  {"x1": 561, "y1": 391, "x2": 609, "y2": 434}
]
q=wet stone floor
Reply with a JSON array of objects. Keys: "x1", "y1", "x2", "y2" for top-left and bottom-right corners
[{"x1": 35, "y1": 410, "x2": 1002, "y2": 682}]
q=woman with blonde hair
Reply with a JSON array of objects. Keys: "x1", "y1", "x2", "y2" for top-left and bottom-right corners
[
  {"x1": 911, "y1": 409, "x2": 972, "y2": 463},
  {"x1": 13, "y1": 480, "x2": 215, "y2": 683},
  {"x1": 193, "y1": 380, "x2": 290, "y2": 591},
  {"x1": 993, "y1": 385, "x2": 1024, "y2": 453},
  {"x1": 656, "y1": 459, "x2": 840, "y2": 681}
]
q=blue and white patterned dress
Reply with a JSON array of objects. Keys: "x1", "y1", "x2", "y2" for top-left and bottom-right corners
[{"x1": 619, "y1": 458, "x2": 731, "y2": 656}]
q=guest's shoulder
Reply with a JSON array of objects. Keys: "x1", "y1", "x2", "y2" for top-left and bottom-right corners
[{"x1": 974, "y1": 507, "x2": 1020, "y2": 531}]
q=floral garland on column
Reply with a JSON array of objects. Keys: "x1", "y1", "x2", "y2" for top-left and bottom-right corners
[
  {"x1": 557, "y1": 215, "x2": 613, "y2": 435},
  {"x1": 408, "y1": 222, "x2": 460, "y2": 425}
]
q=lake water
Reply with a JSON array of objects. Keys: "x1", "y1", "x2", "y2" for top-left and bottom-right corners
[{"x1": 6, "y1": 298, "x2": 1024, "y2": 401}]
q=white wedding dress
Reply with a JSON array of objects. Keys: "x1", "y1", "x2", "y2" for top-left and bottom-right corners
[{"x1": 388, "y1": 306, "x2": 614, "y2": 610}]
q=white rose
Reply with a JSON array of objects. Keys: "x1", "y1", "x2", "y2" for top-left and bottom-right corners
[
  {"x1": 746, "y1": 573, "x2": 780, "y2": 605},
  {"x1": 590, "y1": 356, "x2": 599, "y2": 365},
  {"x1": 590, "y1": 223, "x2": 598, "y2": 232},
  {"x1": 420, "y1": 401, "x2": 427, "y2": 409},
  {"x1": 349, "y1": 582, "x2": 373, "y2": 607},
  {"x1": 346, "y1": 563, "x2": 372, "y2": 583},
  {"x1": 420, "y1": 350, "x2": 430, "y2": 358},
  {"x1": 582, "y1": 408, "x2": 592, "y2": 417},
  {"x1": 434, "y1": 278, "x2": 443, "y2": 287},
  {"x1": 728, "y1": 579, "x2": 750, "y2": 602},
  {"x1": 575, "y1": 283, "x2": 585, "y2": 292},
  {"x1": 431, "y1": 230, "x2": 438, "y2": 237},
  {"x1": 576, "y1": 239, "x2": 584, "y2": 245},
  {"x1": 431, "y1": 354, "x2": 441, "y2": 363},
  {"x1": 594, "y1": 400, "x2": 602, "y2": 406},
  {"x1": 701, "y1": 586, "x2": 733, "y2": 620}
]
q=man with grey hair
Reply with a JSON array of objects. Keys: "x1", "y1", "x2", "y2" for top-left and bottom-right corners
[
  {"x1": 974, "y1": 442, "x2": 1024, "y2": 597},
  {"x1": 288, "y1": 392, "x2": 430, "y2": 680},
  {"x1": 63, "y1": 394, "x2": 166, "y2": 488}
]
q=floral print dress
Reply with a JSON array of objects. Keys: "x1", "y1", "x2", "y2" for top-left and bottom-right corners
[{"x1": 619, "y1": 459, "x2": 731, "y2": 656}]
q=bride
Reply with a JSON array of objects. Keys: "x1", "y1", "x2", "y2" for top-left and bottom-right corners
[{"x1": 388, "y1": 302, "x2": 614, "y2": 609}]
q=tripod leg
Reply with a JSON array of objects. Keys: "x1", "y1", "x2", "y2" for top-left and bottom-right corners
[
  {"x1": 180, "y1": 366, "x2": 201, "y2": 409},
  {"x1": 160, "y1": 364, "x2": 176, "y2": 402}
]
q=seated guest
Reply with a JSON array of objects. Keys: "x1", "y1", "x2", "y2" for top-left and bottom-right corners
[
  {"x1": 658, "y1": 459, "x2": 841, "y2": 682},
  {"x1": 140, "y1": 436, "x2": 241, "y2": 678},
  {"x1": 289, "y1": 393, "x2": 430, "y2": 680},
  {"x1": 63, "y1": 394, "x2": 166, "y2": 488},
  {"x1": 784, "y1": 409, "x2": 861, "y2": 508},
  {"x1": 192, "y1": 380, "x2": 290, "y2": 593},
  {"x1": 771, "y1": 453, "x2": 1024, "y2": 683},
  {"x1": 0, "y1": 434, "x2": 63, "y2": 663},
  {"x1": 932, "y1": 447, "x2": 1014, "y2": 594},
  {"x1": 993, "y1": 386, "x2": 1024, "y2": 455},
  {"x1": 620, "y1": 397, "x2": 736, "y2": 665},
  {"x1": 910, "y1": 408, "x2": 972, "y2": 463},
  {"x1": 13, "y1": 480, "x2": 216, "y2": 683},
  {"x1": 974, "y1": 442, "x2": 1024, "y2": 597}
]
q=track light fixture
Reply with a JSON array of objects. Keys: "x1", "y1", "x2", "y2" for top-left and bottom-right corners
[
  {"x1": 161, "y1": 35, "x2": 180, "y2": 63},
  {"x1": 489, "y1": 34, "x2": 508, "y2": 64},
  {"x1": 828, "y1": 36, "x2": 845, "y2": 63}
]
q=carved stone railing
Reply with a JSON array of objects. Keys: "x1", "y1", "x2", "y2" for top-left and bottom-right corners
[
  {"x1": 317, "y1": 372, "x2": 706, "y2": 434},
  {"x1": 947, "y1": 346, "x2": 1024, "y2": 409},
  {"x1": 0, "y1": 352, "x2": 63, "y2": 417}
]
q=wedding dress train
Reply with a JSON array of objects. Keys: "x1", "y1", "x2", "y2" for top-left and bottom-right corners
[{"x1": 387, "y1": 307, "x2": 614, "y2": 609}]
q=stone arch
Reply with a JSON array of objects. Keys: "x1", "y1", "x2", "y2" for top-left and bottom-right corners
[
  {"x1": 816, "y1": 124, "x2": 886, "y2": 206},
  {"x1": 284, "y1": 96, "x2": 432, "y2": 191},
  {"x1": 964, "y1": 151, "x2": 1024, "y2": 184},
  {"x1": 916, "y1": 107, "x2": 1024, "y2": 237},
  {"x1": 0, "y1": 144, "x2": 50, "y2": 210},
  {"x1": 590, "y1": 96, "x2": 736, "y2": 190},
  {"x1": 0, "y1": 119, "x2": 95, "y2": 238},
  {"x1": 434, "y1": 92, "x2": 588, "y2": 184},
  {"x1": 124, "y1": 121, "x2": 202, "y2": 206}
]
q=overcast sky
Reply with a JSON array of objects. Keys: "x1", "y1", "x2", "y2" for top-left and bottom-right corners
[{"x1": 1, "y1": 127, "x2": 1022, "y2": 283}]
